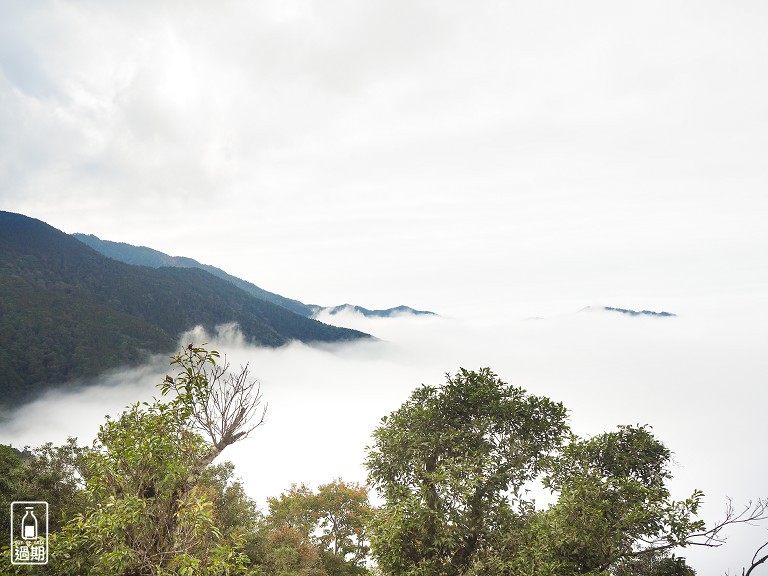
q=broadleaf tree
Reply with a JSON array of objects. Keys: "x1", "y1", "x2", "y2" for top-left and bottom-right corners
[
  {"x1": 267, "y1": 480, "x2": 373, "y2": 576},
  {"x1": 365, "y1": 367, "x2": 569, "y2": 576},
  {"x1": 50, "y1": 344, "x2": 265, "y2": 575},
  {"x1": 364, "y1": 368, "x2": 712, "y2": 576}
]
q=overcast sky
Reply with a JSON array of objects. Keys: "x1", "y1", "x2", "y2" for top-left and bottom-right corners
[
  {"x1": 2, "y1": 0, "x2": 766, "y2": 314},
  {"x1": 1, "y1": 2, "x2": 767, "y2": 573}
]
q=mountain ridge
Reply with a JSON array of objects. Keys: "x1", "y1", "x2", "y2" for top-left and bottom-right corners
[
  {"x1": 73, "y1": 233, "x2": 438, "y2": 319},
  {"x1": 320, "y1": 304, "x2": 437, "y2": 317},
  {"x1": 73, "y1": 233, "x2": 314, "y2": 316},
  {"x1": 579, "y1": 306, "x2": 676, "y2": 317},
  {"x1": 0, "y1": 211, "x2": 369, "y2": 405}
]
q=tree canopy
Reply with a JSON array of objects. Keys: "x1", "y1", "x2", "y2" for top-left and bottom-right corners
[
  {"x1": 365, "y1": 368, "x2": 712, "y2": 576},
  {"x1": 2, "y1": 356, "x2": 766, "y2": 575},
  {"x1": 365, "y1": 367, "x2": 569, "y2": 576},
  {"x1": 267, "y1": 480, "x2": 372, "y2": 576}
]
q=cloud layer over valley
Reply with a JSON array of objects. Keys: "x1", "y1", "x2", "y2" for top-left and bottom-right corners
[{"x1": 2, "y1": 297, "x2": 766, "y2": 573}]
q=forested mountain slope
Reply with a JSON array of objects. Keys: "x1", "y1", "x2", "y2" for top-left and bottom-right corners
[
  {"x1": 72, "y1": 234, "x2": 438, "y2": 319},
  {"x1": 73, "y1": 233, "x2": 314, "y2": 316},
  {"x1": 0, "y1": 212, "x2": 369, "y2": 404}
]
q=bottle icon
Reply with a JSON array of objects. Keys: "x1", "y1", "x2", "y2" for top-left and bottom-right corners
[{"x1": 21, "y1": 507, "x2": 38, "y2": 540}]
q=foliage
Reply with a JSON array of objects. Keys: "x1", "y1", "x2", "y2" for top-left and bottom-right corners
[
  {"x1": 269, "y1": 484, "x2": 319, "y2": 537},
  {"x1": 477, "y1": 426, "x2": 704, "y2": 575},
  {"x1": 365, "y1": 368, "x2": 713, "y2": 576},
  {"x1": 365, "y1": 367, "x2": 569, "y2": 576},
  {"x1": 200, "y1": 461, "x2": 262, "y2": 542},
  {"x1": 267, "y1": 480, "x2": 373, "y2": 576},
  {"x1": 0, "y1": 440, "x2": 85, "y2": 533},
  {"x1": 44, "y1": 345, "x2": 258, "y2": 575},
  {"x1": 0, "y1": 275, "x2": 175, "y2": 404},
  {"x1": 537, "y1": 426, "x2": 705, "y2": 572},
  {"x1": 249, "y1": 524, "x2": 327, "y2": 576},
  {"x1": 58, "y1": 421, "x2": 236, "y2": 574},
  {"x1": 313, "y1": 480, "x2": 372, "y2": 569},
  {"x1": 612, "y1": 552, "x2": 696, "y2": 576}
]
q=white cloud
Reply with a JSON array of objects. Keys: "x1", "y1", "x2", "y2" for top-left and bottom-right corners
[
  {"x1": 1, "y1": 1, "x2": 766, "y2": 311},
  {"x1": 2, "y1": 299, "x2": 766, "y2": 573}
]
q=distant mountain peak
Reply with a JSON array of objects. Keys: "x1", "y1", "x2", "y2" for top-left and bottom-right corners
[
  {"x1": 319, "y1": 304, "x2": 437, "y2": 318},
  {"x1": 580, "y1": 305, "x2": 676, "y2": 317}
]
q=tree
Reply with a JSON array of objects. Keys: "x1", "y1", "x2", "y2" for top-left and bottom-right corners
[
  {"x1": 612, "y1": 552, "x2": 697, "y2": 576},
  {"x1": 268, "y1": 484, "x2": 319, "y2": 538},
  {"x1": 486, "y1": 425, "x2": 705, "y2": 575},
  {"x1": 540, "y1": 426, "x2": 704, "y2": 571},
  {"x1": 313, "y1": 480, "x2": 372, "y2": 573},
  {"x1": 267, "y1": 480, "x2": 373, "y2": 576},
  {"x1": 52, "y1": 344, "x2": 266, "y2": 575},
  {"x1": 200, "y1": 461, "x2": 262, "y2": 546},
  {"x1": 160, "y1": 344, "x2": 267, "y2": 483},
  {"x1": 249, "y1": 524, "x2": 327, "y2": 576},
  {"x1": 364, "y1": 368, "x2": 746, "y2": 576},
  {"x1": 0, "y1": 439, "x2": 85, "y2": 533},
  {"x1": 365, "y1": 368, "x2": 569, "y2": 576}
]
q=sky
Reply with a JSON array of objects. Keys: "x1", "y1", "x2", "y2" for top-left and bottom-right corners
[{"x1": 1, "y1": 1, "x2": 767, "y2": 573}]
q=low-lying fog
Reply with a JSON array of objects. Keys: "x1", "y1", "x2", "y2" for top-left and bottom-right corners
[{"x1": 2, "y1": 296, "x2": 766, "y2": 574}]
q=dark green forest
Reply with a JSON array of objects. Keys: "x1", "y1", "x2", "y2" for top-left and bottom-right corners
[
  {"x1": 1, "y1": 345, "x2": 766, "y2": 575},
  {"x1": 72, "y1": 233, "x2": 316, "y2": 317},
  {"x1": 0, "y1": 212, "x2": 369, "y2": 405},
  {"x1": 72, "y1": 234, "x2": 438, "y2": 319}
]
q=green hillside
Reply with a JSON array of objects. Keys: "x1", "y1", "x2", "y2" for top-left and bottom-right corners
[
  {"x1": 0, "y1": 211, "x2": 369, "y2": 405},
  {"x1": 72, "y1": 233, "x2": 315, "y2": 316},
  {"x1": 71, "y1": 234, "x2": 439, "y2": 319}
]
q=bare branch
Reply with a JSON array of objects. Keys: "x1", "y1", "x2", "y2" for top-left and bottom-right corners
[
  {"x1": 164, "y1": 347, "x2": 268, "y2": 492},
  {"x1": 164, "y1": 351, "x2": 267, "y2": 453},
  {"x1": 191, "y1": 358, "x2": 268, "y2": 451},
  {"x1": 741, "y1": 536, "x2": 768, "y2": 576},
  {"x1": 630, "y1": 498, "x2": 768, "y2": 569},
  {"x1": 691, "y1": 498, "x2": 768, "y2": 549}
]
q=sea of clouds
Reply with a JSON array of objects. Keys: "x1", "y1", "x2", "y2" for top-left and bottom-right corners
[{"x1": 1, "y1": 298, "x2": 766, "y2": 574}]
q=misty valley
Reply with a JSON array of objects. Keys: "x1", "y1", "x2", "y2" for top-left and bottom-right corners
[{"x1": 2, "y1": 211, "x2": 767, "y2": 575}]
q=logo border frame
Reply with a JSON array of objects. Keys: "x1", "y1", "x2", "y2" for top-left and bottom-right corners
[{"x1": 10, "y1": 500, "x2": 49, "y2": 566}]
